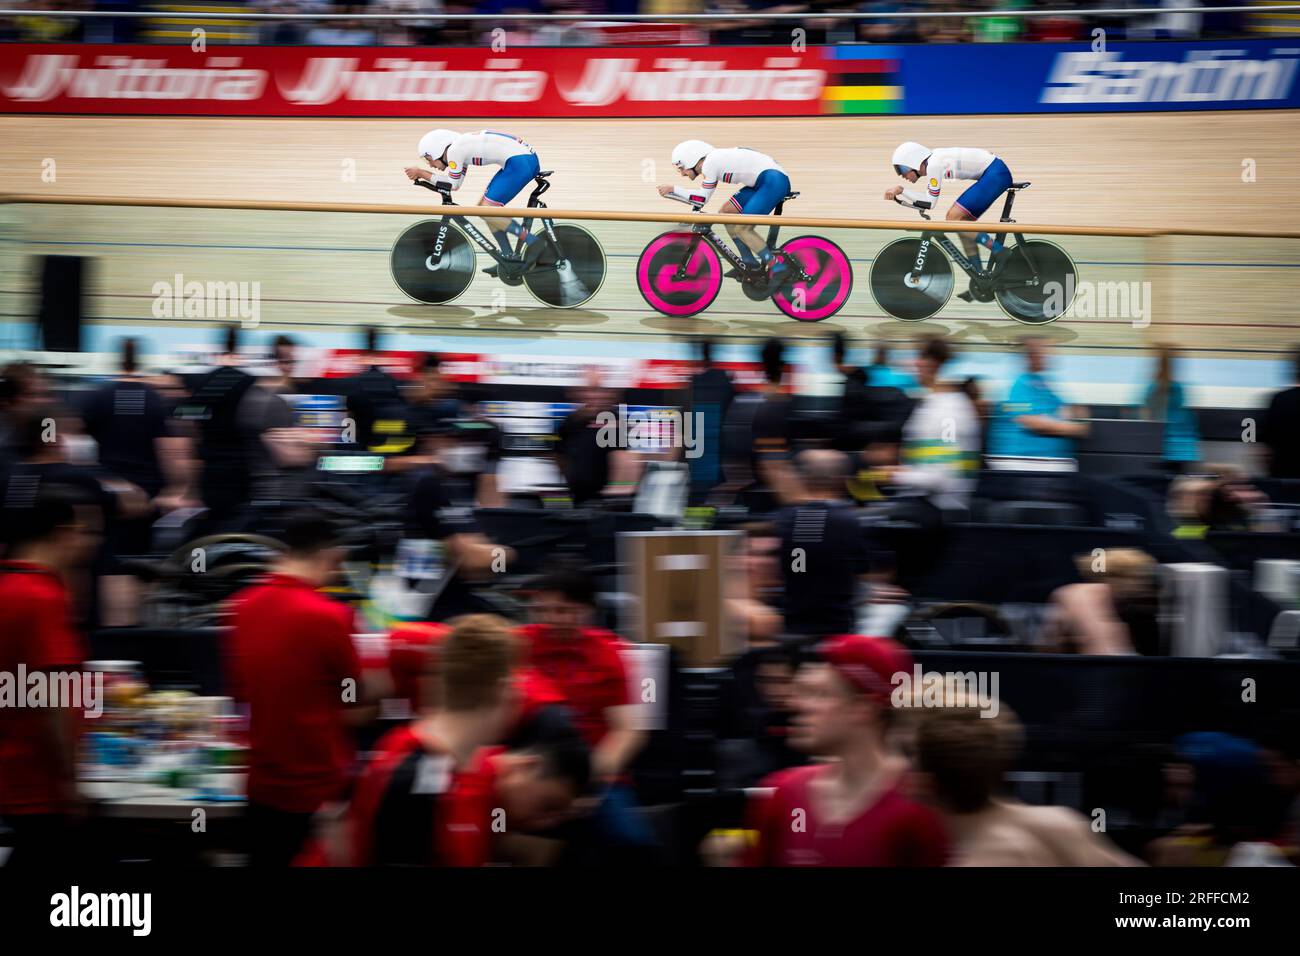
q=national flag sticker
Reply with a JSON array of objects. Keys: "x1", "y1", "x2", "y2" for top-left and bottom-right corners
[{"x1": 927, "y1": 177, "x2": 941, "y2": 197}]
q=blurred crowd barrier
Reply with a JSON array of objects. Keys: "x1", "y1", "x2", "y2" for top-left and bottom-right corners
[{"x1": 0, "y1": 1, "x2": 1296, "y2": 48}]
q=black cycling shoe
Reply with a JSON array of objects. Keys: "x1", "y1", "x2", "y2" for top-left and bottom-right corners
[{"x1": 484, "y1": 263, "x2": 523, "y2": 286}]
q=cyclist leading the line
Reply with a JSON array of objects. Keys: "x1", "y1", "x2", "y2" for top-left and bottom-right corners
[
  {"x1": 659, "y1": 141, "x2": 793, "y2": 282},
  {"x1": 405, "y1": 128, "x2": 543, "y2": 276},
  {"x1": 885, "y1": 142, "x2": 1015, "y2": 277}
]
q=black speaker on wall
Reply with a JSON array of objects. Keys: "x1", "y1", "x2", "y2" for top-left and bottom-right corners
[{"x1": 36, "y1": 255, "x2": 89, "y2": 353}]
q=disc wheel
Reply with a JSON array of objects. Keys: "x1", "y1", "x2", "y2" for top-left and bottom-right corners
[
  {"x1": 994, "y1": 239, "x2": 1077, "y2": 325},
  {"x1": 868, "y1": 236, "x2": 954, "y2": 321},
  {"x1": 636, "y1": 231, "x2": 723, "y2": 318},
  {"x1": 773, "y1": 235, "x2": 854, "y2": 322},
  {"x1": 522, "y1": 223, "x2": 608, "y2": 309},
  {"x1": 390, "y1": 220, "x2": 476, "y2": 305}
]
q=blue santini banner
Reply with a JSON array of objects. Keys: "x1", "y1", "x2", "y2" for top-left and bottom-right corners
[{"x1": 857, "y1": 40, "x2": 1300, "y2": 114}]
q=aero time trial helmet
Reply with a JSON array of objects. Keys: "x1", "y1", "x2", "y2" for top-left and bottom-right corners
[
  {"x1": 418, "y1": 129, "x2": 458, "y2": 163},
  {"x1": 672, "y1": 140, "x2": 715, "y2": 172},
  {"x1": 892, "y1": 141, "x2": 931, "y2": 177}
]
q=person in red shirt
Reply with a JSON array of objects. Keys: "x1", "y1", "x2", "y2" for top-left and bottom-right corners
[
  {"x1": 516, "y1": 567, "x2": 657, "y2": 854},
  {"x1": 741, "y1": 635, "x2": 949, "y2": 866},
  {"x1": 348, "y1": 614, "x2": 589, "y2": 866},
  {"x1": 516, "y1": 568, "x2": 643, "y2": 781},
  {"x1": 387, "y1": 619, "x2": 571, "y2": 742},
  {"x1": 227, "y1": 508, "x2": 372, "y2": 867},
  {"x1": 0, "y1": 481, "x2": 101, "y2": 866}
]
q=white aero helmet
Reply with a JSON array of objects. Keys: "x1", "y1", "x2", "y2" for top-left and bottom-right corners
[
  {"x1": 892, "y1": 141, "x2": 931, "y2": 176},
  {"x1": 672, "y1": 140, "x2": 714, "y2": 172},
  {"x1": 418, "y1": 128, "x2": 458, "y2": 163}
]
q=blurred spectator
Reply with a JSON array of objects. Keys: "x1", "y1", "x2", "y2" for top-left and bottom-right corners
[
  {"x1": 516, "y1": 567, "x2": 653, "y2": 852},
  {"x1": 915, "y1": 700, "x2": 1140, "y2": 865},
  {"x1": 80, "y1": 337, "x2": 195, "y2": 625},
  {"x1": 884, "y1": 335, "x2": 979, "y2": 515},
  {"x1": 857, "y1": 0, "x2": 921, "y2": 43},
  {"x1": 0, "y1": 482, "x2": 101, "y2": 866},
  {"x1": 1259, "y1": 346, "x2": 1300, "y2": 479},
  {"x1": 1168, "y1": 466, "x2": 1269, "y2": 538},
  {"x1": 684, "y1": 337, "x2": 735, "y2": 503},
  {"x1": 721, "y1": 641, "x2": 804, "y2": 787},
  {"x1": 1045, "y1": 548, "x2": 1161, "y2": 655},
  {"x1": 227, "y1": 508, "x2": 372, "y2": 867},
  {"x1": 970, "y1": 0, "x2": 1024, "y2": 42},
  {"x1": 986, "y1": 336, "x2": 1089, "y2": 459},
  {"x1": 830, "y1": 331, "x2": 913, "y2": 463},
  {"x1": 403, "y1": 421, "x2": 515, "y2": 620},
  {"x1": 15, "y1": 0, "x2": 85, "y2": 42},
  {"x1": 1148, "y1": 732, "x2": 1295, "y2": 866},
  {"x1": 347, "y1": 615, "x2": 590, "y2": 866},
  {"x1": 434, "y1": 387, "x2": 507, "y2": 508},
  {"x1": 342, "y1": 327, "x2": 409, "y2": 456},
  {"x1": 1144, "y1": 343, "x2": 1200, "y2": 473},
  {"x1": 382, "y1": 352, "x2": 455, "y2": 479},
  {"x1": 0, "y1": 362, "x2": 49, "y2": 481},
  {"x1": 268, "y1": 334, "x2": 308, "y2": 394},
  {"x1": 2, "y1": 404, "x2": 149, "y2": 628},
  {"x1": 554, "y1": 370, "x2": 640, "y2": 504},
  {"x1": 725, "y1": 520, "x2": 784, "y2": 645},
  {"x1": 866, "y1": 339, "x2": 920, "y2": 392},
  {"x1": 260, "y1": 1, "x2": 312, "y2": 44},
  {"x1": 304, "y1": 3, "x2": 377, "y2": 44},
  {"x1": 723, "y1": 337, "x2": 798, "y2": 508},
  {"x1": 735, "y1": 636, "x2": 948, "y2": 866},
  {"x1": 183, "y1": 326, "x2": 272, "y2": 533},
  {"x1": 916, "y1": 0, "x2": 972, "y2": 43},
  {"x1": 517, "y1": 567, "x2": 644, "y2": 781},
  {"x1": 776, "y1": 449, "x2": 876, "y2": 640}
]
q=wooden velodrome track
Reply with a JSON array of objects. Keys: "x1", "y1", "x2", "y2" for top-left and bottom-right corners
[{"x1": 1, "y1": 112, "x2": 1298, "y2": 360}]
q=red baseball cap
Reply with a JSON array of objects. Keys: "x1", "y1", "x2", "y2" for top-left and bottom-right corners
[{"x1": 819, "y1": 634, "x2": 913, "y2": 704}]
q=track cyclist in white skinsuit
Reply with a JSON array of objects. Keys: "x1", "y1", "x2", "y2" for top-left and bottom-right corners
[
  {"x1": 886, "y1": 142, "x2": 1017, "y2": 294},
  {"x1": 659, "y1": 140, "x2": 794, "y2": 283},
  {"x1": 406, "y1": 128, "x2": 587, "y2": 301}
]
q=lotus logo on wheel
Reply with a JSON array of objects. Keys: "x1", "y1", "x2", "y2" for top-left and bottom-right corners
[
  {"x1": 424, "y1": 255, "x2": 438, "y2": 270},
  {"x1": 913, "y1": 239, "x2": 930, "y2": 273}
]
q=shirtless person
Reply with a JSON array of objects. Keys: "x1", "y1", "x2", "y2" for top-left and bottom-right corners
[{"x1": 914, "y1": 699, "x2": 1140, "y2": 866}]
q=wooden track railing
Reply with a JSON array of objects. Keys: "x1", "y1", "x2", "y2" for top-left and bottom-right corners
[{"x1": 4, "y1": 193, "x2": 1300, "y2": 241}]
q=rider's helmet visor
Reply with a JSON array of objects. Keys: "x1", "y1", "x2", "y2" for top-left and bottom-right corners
[{"x1": 894, "y1": 164, "x2": 913, "y2": 176}]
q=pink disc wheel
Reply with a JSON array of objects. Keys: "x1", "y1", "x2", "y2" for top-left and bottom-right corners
[
  {"x1": 771, "y1": 235, "x2": 853, "y2": 322},
  {"x1": 637, "y1": 231, "x2": 723, "y2": 317}
]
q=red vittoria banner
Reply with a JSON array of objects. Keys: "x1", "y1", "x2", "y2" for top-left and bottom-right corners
[{"x1": 0, "y1": 44, "x2": 834, "y2": 116}]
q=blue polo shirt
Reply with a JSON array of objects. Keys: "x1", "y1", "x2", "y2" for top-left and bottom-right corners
[{"x1": 987, "y1": 372, "x2": 1075, "y2": 458}]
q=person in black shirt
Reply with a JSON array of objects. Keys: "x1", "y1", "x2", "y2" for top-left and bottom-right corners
[
  {"x1": 404, "y1": 425, "x2": 516, "y2": 621},
  {"x1": 554, "y1": 372, "x2": 638, "y2": 506},
  {"x1": 775, "y1": 449, "x2": 877, "y2": 640},
  {"x1": 80, "y1": 338, "x2": 196, "y2": 624},
  {"x1": 725, "y1": 337, "x2": 799, "y2": 511},
  {"x1": 1260, "y1": 347, "x2": 1300, "y2": 479},
  {"x1": 2, "y1": 405, "x2": 149, "y2": 629},
  {"x1": 830, "y1": 331, "x2": 913, "y2": 462},
  {"x1": 0, "y1": 362, "x2": 48, "y2": 487}
]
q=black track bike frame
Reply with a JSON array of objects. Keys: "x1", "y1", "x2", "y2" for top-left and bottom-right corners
[
  {"x1": 906, "y1": 187, "x2": 1045, "y2": 293},
  {"x1": 669, "y1": 195, "x2": 808, "y2": 285},
  {"x1": 414, "y1": 175, "x2": 566, "y2": 272}
]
